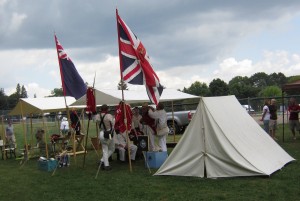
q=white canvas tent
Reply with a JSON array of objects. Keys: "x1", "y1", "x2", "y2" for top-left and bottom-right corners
[
  {"x1": 155, "y1": 95, "x2": 295, "y2": 178},
  {"x1": 9, "y1": 96, "x2": 76, "y2": 115},
  {"x1": 70, "y1": 88, "x2": 199, "y2": 106}
]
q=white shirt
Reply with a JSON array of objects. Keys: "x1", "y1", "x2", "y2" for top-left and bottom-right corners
[
  {"x1": 262, "y1": 105, "x2": 270, "y2": 120},
  {"x1": 60, "y1": 120, "x2": 69, "y2": 130},
  {"x1": 148, "y1": 109, "x2": 168, "y2": 129}
]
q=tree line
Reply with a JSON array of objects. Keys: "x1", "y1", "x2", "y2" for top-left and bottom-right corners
[
  {"x1": 0, "y1": 83, "x2": 28, "y2": 110},
  {"x1": 181, "y1": 72, "x2": 300, "y2": 98},
  {"x1": 1, "y1": 72, "x2": 299, "y2": 110}
]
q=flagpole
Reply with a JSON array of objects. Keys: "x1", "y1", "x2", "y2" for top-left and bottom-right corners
[
  {"x1": 116, "y1": 9, "x2": 132, "y2": 172},
  {"x1": 83, "y1": 73, "x2": 96, "y2": 168},
  {"x1": 54, "y1": 33, "x2": 76, "y2": 164}
]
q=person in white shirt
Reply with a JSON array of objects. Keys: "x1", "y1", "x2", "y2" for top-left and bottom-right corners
[
  {"x1": 114, "y1": 131, "x2": 137, "y2": 162},
  {"x1": 98, "y1": 104, "x2": 115, "y2": 170},
  {"x1": 5, "y1": 120, "x2": 16, "y2": 144},
  {"x1": 260, "y1": 99, "x2": 271, "y2": 135},
  {"x1": 60, "y1": 117, "x2": 69, "y2": 135},
  {"x1": 148, "y1": 102, "x2": 169, "y2": 152}
]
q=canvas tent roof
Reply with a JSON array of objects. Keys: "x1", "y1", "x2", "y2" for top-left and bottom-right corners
[
  {"x1": 9, "y1": 96, "x2": 76, "y2": 115},
  {"x1": 155, "y1": 95, "x2": 294, "y2": 178},
  {"x1": 70, "y1": 88, "x2": 199, "y2": 106}
]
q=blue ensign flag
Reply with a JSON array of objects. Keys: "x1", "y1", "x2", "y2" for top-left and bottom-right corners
[{"x1": 55, "y1": 35, "x2": 87, "y2": 100}]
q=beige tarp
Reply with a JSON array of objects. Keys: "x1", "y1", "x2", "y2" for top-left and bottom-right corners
[{"x1": 9, "y1": 96, "x2": 76, "y2": 115}]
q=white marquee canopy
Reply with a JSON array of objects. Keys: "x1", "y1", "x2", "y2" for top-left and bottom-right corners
[{"x1": 70, "y1": 88, "x2": 199, "y2": 107}]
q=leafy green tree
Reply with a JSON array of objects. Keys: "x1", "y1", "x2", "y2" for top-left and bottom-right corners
[
  {"x1": 249, "y1": 72, "x2": 269, "y2": 88},
  {"x1": 268, "y1": 72, "x2": 287, "y2": 87},
  {"x1": 7, "y1": 83, "x2": 24, "y2": 109},
  {"x1": 287, "y1": 75, "x2": 300, "y2": 83},
  {"x1": 49, "y1": 88, "x2": 64, "y2": 97},
  {"x1": 259, "y1": 86, "x2": 282, "y2": 97},
  {"x1": 228, "y1": 76, "x2": 259, "y2": 98},
  {"x1": 209, "y1": 78, "x2": 229, "y2": 96},
  {"x1": 21, "y1": 85, "x2": 28, "y2": 98},
  {"x1": 182, "y1": 81, "x2": 211, "y2": 96},
  {"x1": 0, "y1": 88, "x2": 8, "y2": 110},
  {"x1": 16, "y1": 83, "x2": 21, "y2": 97}
]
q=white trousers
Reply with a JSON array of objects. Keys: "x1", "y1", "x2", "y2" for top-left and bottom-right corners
[
  {"x1": 99, "y1": 131, "x2": 115, "y2": 166},
  {"x1": 142, "y1": 125, "x2": 156, "y2": 151},
  {"x1": 118, "y1": 144, "x2": 137, "y2": 161},
  {"x1": 157, "y1": 134, "x2": 167, "y2": 152}
]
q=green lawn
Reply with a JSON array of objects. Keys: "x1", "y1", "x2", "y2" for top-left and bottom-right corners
[{"x1": 0, "y1": 120, "x2": 299, "y2": 201}]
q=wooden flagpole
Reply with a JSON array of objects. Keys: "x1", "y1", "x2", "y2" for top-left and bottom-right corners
[
  {"x1": 116, "y1": 9, "x2": 132, "y2": 172},
  {"x1": 83, "y1": 73, "x2": 96, "y2": 168},
  {"x1": 54, "y1": 33, "x2": 77, "y2": 164}
]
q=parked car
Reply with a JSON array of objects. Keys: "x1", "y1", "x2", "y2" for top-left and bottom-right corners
[
  {"x1": 242, "y1": 105, "x2": 255, "y2": 113},
  {"x1": 167, "y1": 110, "x2": 196, "y2": 135}
]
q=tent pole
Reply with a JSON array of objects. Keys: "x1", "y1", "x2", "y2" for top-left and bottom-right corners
[
  {"x1": 201, "y1": 98, "x2": 207, "y2": 177},
  {"x1": 42, "y1": 115, "x2": 49, "y2": 159},
  {"x1": 282, "y1": 90, "x2": 285, "y2": 142},
  {"x1": 56, "y1": 112, "x2": 60, "y2": 134},
  {"x1": 20, "y1": 100, "x2": 29, "y2": 165},
  {"x1": 1, "y1": 116, "x2": 6, "y2": 160},
  {"x1": 30, "y1": 113, "x2": 33, "y2": 146},
  {"x1": 171, "y1": 101, "x2": 175, "y2": 142}
]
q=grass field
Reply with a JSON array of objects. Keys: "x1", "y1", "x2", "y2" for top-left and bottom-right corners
[{"x1": 0, "y1": 120, "x2": 299, "y2": 201}]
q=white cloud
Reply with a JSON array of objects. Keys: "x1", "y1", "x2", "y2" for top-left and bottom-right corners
[
  {"x1": 25, "y1": 83, "x2": 51, "y2": 98},
  {"x1": 213, "y1": 50, "x2": 300, "y2": 83},
  {"x1": 8, "y1": 12, "x2": 27, "y2": 33}
]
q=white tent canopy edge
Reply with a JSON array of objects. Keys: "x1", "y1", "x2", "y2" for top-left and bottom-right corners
[{"x1": 70, "y1": 88, "x2": 200, "y2": 107}]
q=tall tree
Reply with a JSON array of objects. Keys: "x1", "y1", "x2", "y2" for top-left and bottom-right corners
[
  {"x1": 209, "y1": 78, "x2": 229, "y2": 96},
  {"x1": 183, "y1": 81, "x2": 211, "y2": 96},
  {"x1": 228, "y1": 76, "x2": 258, "y2": 98},
  {"x1": 7, "y1": 83, "x2": 24, "y2": 109},
  {"x1": 16, "y1": 83, "x2": 21, "y2": 97},
  {"x1": 259, "y1": 86, "x2": 282, "y2": 97},
  {"x1": 21, "y1": 85, "x2": 28, "y2": 98},
  {"x1": 268, "y1": 72, "x2": 287, "y2": 87},
  {"x1": 0, "y1": 88, "x2": 8, "y2": 110},
  {"x1": 49, "y1": 88, "x2": 64, "y2": 97},
  {"x1": 249, "y1": 72, "x2": 269, "y2": 88}
]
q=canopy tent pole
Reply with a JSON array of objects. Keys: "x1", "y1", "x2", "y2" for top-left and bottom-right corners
[
  {"x1": 30, "y1": 113, "x2": 33, "y2": 147},
  {"x1": 282, "y1": 90, "x2": 285, "y2": 142},
  {"x1": 20, "y1": 100, "x2": 29, "y2": 166},
  {"x1": 1, "y1": 116, "x2": 6, "y2": 160},
  {"x1": 42, "y1": 114, "x2": 49, "y2": 159},
  {"x1": 56, "y1": 112, "x2": 60, "y2": 134},
  {"x1": 171, "y1": 101, "x2": 176, "y2": 142}
]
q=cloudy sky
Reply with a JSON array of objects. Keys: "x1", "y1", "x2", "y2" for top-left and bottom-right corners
[{"x1": 1, "y1": 0, "x2": 300, "y2": 98}]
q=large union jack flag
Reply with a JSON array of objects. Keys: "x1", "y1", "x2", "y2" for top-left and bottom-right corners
[
  {"x1": 116, "y1": 9, "x2": 163, "y2": 105},
  {"x1": 55, "y1": 34, "x2": 87, "y2": 100}
]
